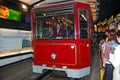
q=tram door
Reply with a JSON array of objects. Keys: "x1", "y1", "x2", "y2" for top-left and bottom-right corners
[{"x1": 76, "y1": 6, "x2": 91, "y2": 67}]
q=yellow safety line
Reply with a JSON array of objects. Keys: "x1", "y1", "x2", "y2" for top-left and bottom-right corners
[{"x1": 98, "y1": 49, "x2": 104, "y2": 80}]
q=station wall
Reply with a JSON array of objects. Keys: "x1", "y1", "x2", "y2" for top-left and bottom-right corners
[{"x1": 0, "y1": 28, "x2": 31, "y2": 52}]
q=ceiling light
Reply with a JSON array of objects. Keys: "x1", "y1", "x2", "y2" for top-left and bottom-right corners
[
  {"x1": 21, "y1": 4, "x2": 28, "y2": 12},
  {"x1": 22, "y1": 4, "x2": 27, "y2": 9}
]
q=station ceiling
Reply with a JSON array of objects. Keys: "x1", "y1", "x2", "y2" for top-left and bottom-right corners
[
  {"x1": 19, "y1": 0, "x2": 120, "y2": 22},
  {"x1": 19, "y1": 0, "x2": 100, "y2": 22}
]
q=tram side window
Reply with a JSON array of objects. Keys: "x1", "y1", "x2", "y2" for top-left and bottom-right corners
[
  {"x1": 34, "y1": 5, "x2": 75, "y2": 40},
  {"x1": 79, "y1": 9, "x2": 88, "y2": 39}
]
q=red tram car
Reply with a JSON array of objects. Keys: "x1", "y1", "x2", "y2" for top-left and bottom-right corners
[{"x1": 31, "y1": 0, "x2": 92, "y2": 78}]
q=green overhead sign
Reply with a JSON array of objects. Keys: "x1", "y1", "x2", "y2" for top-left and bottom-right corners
[{"x1": 0, "y1": 5, "x2": 21, "y2": 21}]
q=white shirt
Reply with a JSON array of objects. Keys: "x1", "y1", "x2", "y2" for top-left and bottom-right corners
[
  {"x1": 111, "y1": 45, "x2": 120, "y2": 80},
  {"x1": 112, "y1": 45, "x2": 120, "y2": 68}
]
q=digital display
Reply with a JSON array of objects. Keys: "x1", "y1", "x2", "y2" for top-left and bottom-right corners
[{"x1": 0, "y1": 5, "x2": 21, "y2": 21}]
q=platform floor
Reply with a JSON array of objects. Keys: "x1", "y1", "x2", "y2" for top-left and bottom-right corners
[
  {"x1": 90, "y1": 48, "x2": 100, "y2": 80},
  {"x1": 0, "y1": 46, "x2": 100, "y2": 80}
]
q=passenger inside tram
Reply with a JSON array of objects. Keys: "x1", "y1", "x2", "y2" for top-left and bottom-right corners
[
  {"x1": 52, "y1": 22, "x2": 64, "y2": 39},
  {"x1": 36, "y1": 16, "x2": 74, "y2": 39},
  {"x1": 51, "y1": 21, "x2": 74, "y2": 39},
  {"x1": 42, "y1": 20, "x2": 74, "y2": 39}
]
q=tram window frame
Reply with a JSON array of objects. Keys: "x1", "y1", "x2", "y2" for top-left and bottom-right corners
[
  {"x1": 34, "y1": 5, "x2": 75, "y2": 40},
  {"x1": 78, "y1": 9, "x2": 88, "y2": 39}
]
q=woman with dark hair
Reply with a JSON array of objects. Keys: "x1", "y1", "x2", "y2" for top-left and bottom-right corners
[{"x1": 103, "y1": 29, "x2": 118, "y2": 80}]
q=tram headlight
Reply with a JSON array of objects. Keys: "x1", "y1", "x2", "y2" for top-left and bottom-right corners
[
  {"x1": 42, "y1": 64, "x2": 46, "y2": 67},
  {"x1": 62, "y1": 66, "x2": 67, "y2": 69},
  {"x1": 71, "y1": 45, "x2": 75, "y2": 49}
]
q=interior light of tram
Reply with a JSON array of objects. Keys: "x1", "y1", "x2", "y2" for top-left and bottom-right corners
[{"x1": 81, "y1": 14, "x2": 87, "y2": 21}]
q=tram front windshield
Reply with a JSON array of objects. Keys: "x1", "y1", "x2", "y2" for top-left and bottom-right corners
[{"x1": 34, "y1": 5, "x2": 74, "y2": 40}]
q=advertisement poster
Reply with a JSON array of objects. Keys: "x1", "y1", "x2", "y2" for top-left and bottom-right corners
[
  {"x1": 0, "y1": 28, "x2": 31, "y2": 52},
  {"x1": 0, "y1": 5, "x2": 21, "y2": 21}
]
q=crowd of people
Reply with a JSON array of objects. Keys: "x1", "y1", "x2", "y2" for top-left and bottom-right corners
[{"x1": 98, "y1": 21, "x2": 120, "y2": 80}]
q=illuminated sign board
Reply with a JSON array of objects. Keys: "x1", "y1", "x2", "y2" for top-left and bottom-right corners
[{"x1": 0, "y1": 5, "x2": 21, "y2": 21}]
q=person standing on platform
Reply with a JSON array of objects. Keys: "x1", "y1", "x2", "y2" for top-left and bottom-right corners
[
  {"x1": 116, "y1": 21, "x2": 120, "y2": 30},
  {"x1": 103, "y1": 29, "x2": 118, "y2": 80},
  {"x1": 111, "y1": 30, "x2": 120, "y2": 80},
  {"x1": 109, "y1": 22, "x2": 117, "y2": 30},
  {"x1": 105, "y1": 22, "x2": 117, "y2": 42}
]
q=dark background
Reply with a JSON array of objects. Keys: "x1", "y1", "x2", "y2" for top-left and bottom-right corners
[{"x1": 99, "y1": 0, "x2": 120, "y2": 21}]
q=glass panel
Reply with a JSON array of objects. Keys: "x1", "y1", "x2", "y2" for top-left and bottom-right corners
[
  {"x1": 34, "y1": 5, "x2": 74, "y2": 40},
  {"x1": 79, "y1": 9, "x2": 88, "y2": 38}
]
